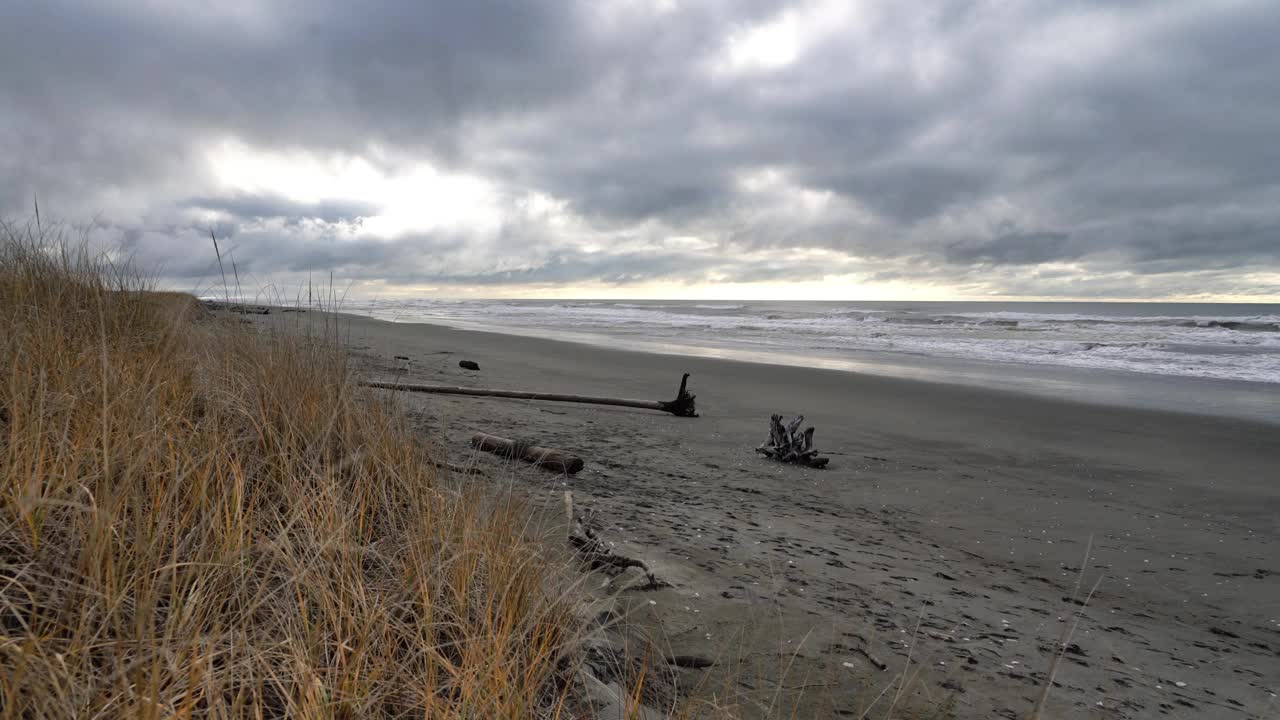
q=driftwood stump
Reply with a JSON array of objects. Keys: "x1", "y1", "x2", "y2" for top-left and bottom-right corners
[
  {"x1": 656, "y1": 373, "x2": 698, "y2": 417},
  {"x1": 755, "y1": 414, "x2": 829, "y2": 468}
]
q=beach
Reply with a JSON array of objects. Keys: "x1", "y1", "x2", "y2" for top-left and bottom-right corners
[{"x1": 312, "y1": 311, "x2": 1278, "y2": 718}]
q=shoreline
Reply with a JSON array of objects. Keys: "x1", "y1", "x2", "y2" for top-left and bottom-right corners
[
  {"x1": 334, "y1": 297, "x2": 1280, "y2": 418},
  {"x1": 273, "y1": 310, "x2": 1280, "y2": 718},
  {"x1": 336, "y1": 311, "x2": 1280, "y2": 427}
]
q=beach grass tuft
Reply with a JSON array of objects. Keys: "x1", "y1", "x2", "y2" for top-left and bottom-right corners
[{"x1": 0, "y1": 224, "x2": 587, "y2": 718}]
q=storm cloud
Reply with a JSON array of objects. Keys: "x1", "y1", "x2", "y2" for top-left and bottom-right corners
[{"x1": 2, "y1": 0, "x2": 1278, "y2": 298}]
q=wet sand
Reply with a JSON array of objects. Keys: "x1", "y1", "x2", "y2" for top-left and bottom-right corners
[{"x1": 303, "y1": 311, "x2": 1279, "y2": 718}]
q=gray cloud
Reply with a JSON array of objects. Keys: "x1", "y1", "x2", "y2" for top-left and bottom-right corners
[
  {"x1": 944, "y1": 231, "x2": 1078, "y2": 266},
  {"x1": 2, "y1": 0, "x2": 1279, "y2": 297}
]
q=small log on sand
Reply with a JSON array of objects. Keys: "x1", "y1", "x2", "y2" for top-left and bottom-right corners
[
  {"x1": 471, "y1": 432, "x2": 585, "y2": 474},
  {"x1": 755, "y1": 414, "x2": 830, "y2": 468},
  {"x1": 363, "y1": 372, "x2": 698, "y2": 417}
]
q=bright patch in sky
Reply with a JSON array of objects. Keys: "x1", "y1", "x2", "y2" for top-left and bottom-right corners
[
  {"x1": 716, "y1": 0, "x2": 855, "y2": 73},
  {"x1": 724, "y1": 11, "x2": 800, "y2": 70},
  {"x1": 204, "y1": 140, "x2": 503, "y2": 237}
]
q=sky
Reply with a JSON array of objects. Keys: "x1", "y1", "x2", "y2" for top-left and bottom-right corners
[{"x1": 2, "y1": 0, "x2": 1278, "y2": 301}]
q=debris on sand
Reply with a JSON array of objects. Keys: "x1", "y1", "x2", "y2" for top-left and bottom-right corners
[
  {"x1": 564, "y1": 492, "x2": 669, "y2": 590},
  {"x1": 756, "y1": 414, "x2": 830, "y2": 468}
]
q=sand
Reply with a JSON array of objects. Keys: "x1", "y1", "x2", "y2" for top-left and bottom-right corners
[{"x1": 274, "y1": 311, "x2": 1279, "y2": 718}]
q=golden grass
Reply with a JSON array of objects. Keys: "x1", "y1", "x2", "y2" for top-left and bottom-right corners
[{"x1": 0, "y1": 228, "x2": 586, "y2": 718}]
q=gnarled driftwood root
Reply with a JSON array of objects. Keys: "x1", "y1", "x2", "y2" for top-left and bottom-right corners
[{"x1": 755, "y1": 413, "x2": 830, "y2": 468}]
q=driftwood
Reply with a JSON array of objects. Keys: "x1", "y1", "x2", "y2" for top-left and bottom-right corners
[
  {"x1": 755, "y1": 414, "x2": 829, "y2": 468},
  {"x1": 363, "y1": 372, "x2": 698, "y2": 417},
  {"x1": 200, "y1": 300, "x2": 270, "y2": 315},
  {"x1": 432, "y1": 460, "x2": 484, "y2": 476},
  {"x1": 471, "y1": 432, "x2": 585, "y2": 474},
  {"x1": 458, "y1": 360, "x2": 480, "y2": 371},
  {"x1": 563, "y1": 492, "x2": 667, "y2": 589}
]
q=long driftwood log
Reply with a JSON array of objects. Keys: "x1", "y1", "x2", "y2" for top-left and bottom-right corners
[
  {"x1": 755, "y1": 414, "x2": 830, "y2": 468},
  {"x1": 362, "y1": 373, "x2": 698, "y2": 417},
  {"x1": 200, "y1": 300, "x2": 271, "y2": 315},
  {"x1": 471, "y1": 432, "x2": 585, "y2": 474}
]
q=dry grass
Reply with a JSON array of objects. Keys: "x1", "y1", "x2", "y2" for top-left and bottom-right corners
[
  {"x1": 0, "y1": 226, "x2": 588, "y2": 718},
  {"x1": 0, "y1": 223, "x2": 963, "y2": 720}
]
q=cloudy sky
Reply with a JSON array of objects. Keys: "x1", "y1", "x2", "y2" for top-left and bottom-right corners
[{"x1": 3, "y1": 0, "x2": 1278, "y2": 300}]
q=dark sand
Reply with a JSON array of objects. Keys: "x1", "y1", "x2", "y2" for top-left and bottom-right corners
[{"x1": 287, "y1": 311, "x2": 1279, "y2": 718}]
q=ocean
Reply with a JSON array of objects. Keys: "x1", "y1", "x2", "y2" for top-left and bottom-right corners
[{"x1": 342, "y1": 299, "x2": 1280, "y2": 423}]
